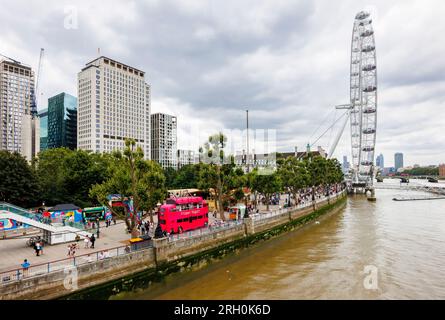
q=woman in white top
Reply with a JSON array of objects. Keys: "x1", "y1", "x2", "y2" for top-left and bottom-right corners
[{"x1": 84, "y1": 236, "x2": 90, "y2": 248}]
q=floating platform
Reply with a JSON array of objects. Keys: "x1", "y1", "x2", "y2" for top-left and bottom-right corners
[{"x1": 392, "y1": 197, "x2": 445, "y2": 201}]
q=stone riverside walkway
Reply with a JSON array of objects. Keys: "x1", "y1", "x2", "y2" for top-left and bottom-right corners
[
  {"x1": 0, "y1": 202, "x2": 288, "y2": 273},
  {"x1": 0, "y1": 220, "x2": 133, "y2": 273}
]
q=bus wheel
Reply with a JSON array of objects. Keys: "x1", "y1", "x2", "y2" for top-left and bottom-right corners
[{"x1": 178, "y1": 227, "x2": 183, "y2": 234}]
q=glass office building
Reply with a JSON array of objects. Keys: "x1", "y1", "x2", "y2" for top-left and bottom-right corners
[
  {"x1": 39, "y1": 108, "x2": 48, "y2": 151},
  {"x1": 47, "y1": 93, "x2": 77, "y2": 150}
]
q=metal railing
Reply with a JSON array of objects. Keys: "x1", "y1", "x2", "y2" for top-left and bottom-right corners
[
  {"x1": 252, "y1": 190, "x2": 345, "y2": 222},
  {"x1": 166, "y1": 220, "x2": 244, "y2": 242},
  {"x1": 0, "y1": 240, "x2": 153, "y2": 286}
]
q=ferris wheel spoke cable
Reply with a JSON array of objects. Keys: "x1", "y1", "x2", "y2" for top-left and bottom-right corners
[
  {"x1": 308, "y1": 108, "x2": 335, "y2": 143},
  {"x1": 310, "y1": 110, "x2": 349, "y2": 148}
]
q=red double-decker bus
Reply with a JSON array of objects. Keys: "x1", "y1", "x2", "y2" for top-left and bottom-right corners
[{"x1": 158, "y1": 196, "x2": 209, "y2": 234}]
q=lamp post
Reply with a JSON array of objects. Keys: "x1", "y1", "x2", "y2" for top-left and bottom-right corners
[
  {"x1": 96, "y1": 217, "x2": 100, "y2": 238},
  {"x1": 246, "y1": 109, "x2": 249, "y2": 173}
]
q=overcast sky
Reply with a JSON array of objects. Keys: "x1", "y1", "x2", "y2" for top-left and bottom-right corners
[{"x1": 1, "y1": 0, "x2": 444, "y2": 167}]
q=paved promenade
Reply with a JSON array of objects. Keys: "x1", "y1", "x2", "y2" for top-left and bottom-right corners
[
  {"x1": 0, "y1": 220, "x2": 133, "y2": 272},
  {"x1": 0, "y1": 200, "x2": 290, "y2": 273}
]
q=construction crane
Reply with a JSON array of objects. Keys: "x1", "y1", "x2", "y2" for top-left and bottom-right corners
[{"x1": 31, "y1": 48, "x2": 44, "y2": 117}]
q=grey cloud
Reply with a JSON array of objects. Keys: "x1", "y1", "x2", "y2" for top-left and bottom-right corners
[{"x1": 1, "y1": 0, "x2": 444, "y2": 165}]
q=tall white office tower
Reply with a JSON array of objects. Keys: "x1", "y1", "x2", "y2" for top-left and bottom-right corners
[
  {"x1": 0, "y1": 59, "x2": 39, "y2": 161},
  {"x1": 151, "y1": 113, "x2": 177, "y2": 169},
  {"x1": 77, "y1": 56, "x2": 151, "y2": 158}
]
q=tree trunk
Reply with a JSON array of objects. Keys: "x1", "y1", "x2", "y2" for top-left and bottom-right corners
[
  {"x1": 217, "y1": 166, "x2": 225, "y2": 221},
  {"x1": 293, "y1": 192, "x2": 298, "y2": 207},
  {"x1": 149, "y1": 208, "x2": 154, "y2": 223},
  {"x1": 266, "y1": 194, "x2": 270, "y2": 211},
  {"x1": 131, "y1": 226, "x2": 139, "y2": 238}
]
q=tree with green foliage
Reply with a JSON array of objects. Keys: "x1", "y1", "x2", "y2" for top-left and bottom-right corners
[
  {"x1": 326, "y1": 158, "x2": 344, "y2": 190},
  {"x1": 174, "y1": 164, "x2": 202, "y2": 189},
  {"x1": 62, "y1": 150, "x2": 113, "y2": 207},
  {"x1": 244, "y1": 168, "x2": 258, "y2": 209},
  {"x1": 252, "y1": 171, "x2": 282, "y2": 211},
  {"x1": 278, "y1": 157, "x2": 310, "y2": 206},
  {"x1": 0, "y1": 151, "x2": 40, "y2": 208},
  {"x1": 90, "y1": 139, "x2": 166, "y2": 237},
  {"x1": 138, "y1": 160, "x2": 167, "y2": 223},
  {"x1": 306, "y1": 155, "x2": 328, "y2": 201},
  {"x1": 164, "y1": 167, "x2": 177, "y2": 189},
  {"x1": 402, "y1": 167, "x2": 439, "y2": 176},
  {"x1": 34, "y1": 148, "x2": 72, "y2": 205},
  {"x1": 34, "y1": 148, "x2": 113, "y2": 207},
  {"x1": 164, "y1": 164, "x2": 202, "y2": 190},
  {"x1": 197, "y1": 133, "x2": 245, "y2": 220}
]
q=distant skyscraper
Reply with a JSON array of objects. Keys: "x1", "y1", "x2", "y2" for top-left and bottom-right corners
[
  {"x1": 376, "y1": 153, "x2": 384, "y2": 169},
  {"x1": 77, "y1": 56, "x2": 151, "y2": 158},
  {"x1": 151, "y1": 113, "x2": 177, "y2": 169},
  {"x1": 0, "y1": 58, "x2": 39, "y2": 160},
  {"x1": 177, "y1": 149, "x2": 196, "y2": 169},
  {"x1": 342, "y1": 155, "x2": 350, "y2": 174},
  {"x1": 394, "y1": 153, "x2": 404, "y2": 171},
  {"x1": 39, "y1": 108, "x2": 48, "y2": 151},
  {"x1": 47, "y1": 93, "x2": 77, "y2": 150}
]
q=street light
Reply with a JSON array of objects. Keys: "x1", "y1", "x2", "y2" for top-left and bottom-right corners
[{"x1": 96, "y1": 217, "x2": 100, "y2": 238}]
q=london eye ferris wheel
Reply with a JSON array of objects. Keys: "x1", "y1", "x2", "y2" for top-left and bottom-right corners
[{"x1": 349, "y1": 11, "x2": 377, "y2": 184}]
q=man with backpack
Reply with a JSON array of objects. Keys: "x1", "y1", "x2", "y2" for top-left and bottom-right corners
[{"x1": 90, "y1": 234, "x2": 96, "y2": 249}]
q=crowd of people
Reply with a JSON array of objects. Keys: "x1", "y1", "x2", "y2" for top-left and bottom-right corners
[{"x1": 136, "y1": 220, "x2": 153, "y2": 236}]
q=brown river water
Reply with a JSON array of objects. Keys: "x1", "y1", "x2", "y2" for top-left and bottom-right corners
[{"x1": 118, "y1": 180, "x2": 445, "y2": 300}]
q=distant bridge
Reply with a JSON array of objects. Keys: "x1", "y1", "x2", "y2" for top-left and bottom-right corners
[{"x1": 374, "y1": 184, "x2": 445, "y2": 195}]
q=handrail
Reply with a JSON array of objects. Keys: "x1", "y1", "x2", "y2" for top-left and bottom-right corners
[{"x1": 0, "y1": 240, "x2": 152, "y2": 285}]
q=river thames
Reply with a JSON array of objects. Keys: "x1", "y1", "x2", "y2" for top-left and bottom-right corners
[{"x1": 119, "y1": 179, "x2": 445, "y2": 300}]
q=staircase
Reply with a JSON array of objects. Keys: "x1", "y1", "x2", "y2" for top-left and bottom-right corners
[{"x1": 0, "y1": 202, "x2": 89, "y2": 244}]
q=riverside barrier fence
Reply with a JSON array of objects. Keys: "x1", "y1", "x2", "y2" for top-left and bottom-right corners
[{"x1": 0, "y1": 190, "x2": 346, "y2": 287}]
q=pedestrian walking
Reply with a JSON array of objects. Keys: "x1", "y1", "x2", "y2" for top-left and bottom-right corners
[
  {"x1": 90, "y1": 234, "x2": 96, "y2": 249},
  {"x1": 39, "y1": 241, "x2": 44, "y2": 255},
  {"x1": 113, "y1": 217, "x2": 116, "y2": 225},
  {"x1": 34, "y1": 242, "x2": 40, "y2": 256},
  {"x1": 21, "y1": 259, "x2": 30, "y2": 277},
  {"x1": 84, "y1": 235, "x2": 90, "y2": 248}
]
